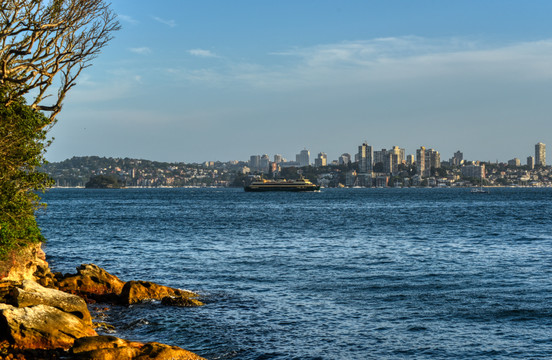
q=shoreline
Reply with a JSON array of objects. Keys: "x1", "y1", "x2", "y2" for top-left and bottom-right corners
[
  {"x1": 47, "y1": 185, "x2": 552, "y2": 189},
  {"x1": 0, "y1": 246, "x2": 206, "y2": 359}
]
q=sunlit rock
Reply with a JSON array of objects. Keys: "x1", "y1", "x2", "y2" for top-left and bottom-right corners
[
  {"x1": 56, "y1": 264, "x2": 125, "y2": 302},
  {"x1": 120, "y1": 280, "x2": 203, "y2": 306},
  {"x1": 7, "y1": 279, "x2": 92, "y2": 324},
  {"x1": 71, "y1": 335, "x2": 205, "y2": 360},
  {"x1": 0, "y1": 303, "x2": 97, "y2": 350}
]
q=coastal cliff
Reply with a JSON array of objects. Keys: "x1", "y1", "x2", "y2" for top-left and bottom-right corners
[{"x1": 0, "y1": 244, "x2": 205, "y2": 360}]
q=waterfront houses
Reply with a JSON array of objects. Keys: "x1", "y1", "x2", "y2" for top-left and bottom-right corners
[{"x1": 42, "y1": 142, "x2": 551, "y2": 188}]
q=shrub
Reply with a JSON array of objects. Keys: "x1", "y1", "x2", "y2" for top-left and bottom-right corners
[{"x1": 0, "y1": 91, "x2": 53, "y2": 259}]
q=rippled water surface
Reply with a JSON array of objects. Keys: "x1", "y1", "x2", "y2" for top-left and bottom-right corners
[{"x1": 36, "y1": 188, "x2": 552, "y2": 359}]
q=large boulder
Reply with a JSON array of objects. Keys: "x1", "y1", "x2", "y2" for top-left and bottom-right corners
[
  {"x1": 56, "y1": 264, "x2": 126, "y2": 302},
  {"x1": 119, "y1": 281, "x2": 203, "y2": 306},
  {"x1": 0, "y1": 304, "x2": 97, "y2": 350},
  {"x1": 0, "y1": 244, "x2": 49, "y2": 282},
  {"x1": 0, "y1": 280, "x2": 19, "y2": 304},
  {"x1": 71, "y1": 335, "x2": 205, "y2": 360},
  {"x1": 7, "y1": 280, "x2": 92, "y2": 324}
]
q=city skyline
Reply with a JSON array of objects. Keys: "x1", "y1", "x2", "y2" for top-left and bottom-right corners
[
  {"x1": 245, "y1": 141, "x2": 545, "y2": 169},
  {"x1": 43, "y1": 1, "x2": 552, "y2": 164}
]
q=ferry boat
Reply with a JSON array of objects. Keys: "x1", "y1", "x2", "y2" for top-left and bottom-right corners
[{"x1": 244, "y1": 177, "x2": 320, "y2": 192}]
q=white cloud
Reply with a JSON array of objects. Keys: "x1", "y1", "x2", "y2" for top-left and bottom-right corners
[
  {"x1": 160, "y1": 37, "x2": 552, "y2": 94},
  {"x1": 188, "y1": 49, "x2": 219, "y2": 58},
  {"x1": 237, "y1": 37, "x2": 552, "y2": 90},
  {"x1": 118, "y1": 14, "x2": 139, "y2": 25},
  {"x1": 129, "y1": 47, "x2": 151, "y2": 55},
  {"x1": 153, "y1": 16, "x2": 176, "y2": 28}
]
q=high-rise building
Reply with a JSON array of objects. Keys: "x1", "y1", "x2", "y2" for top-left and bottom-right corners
[
  {"x1": 249, "y1": 155, "x2": 260, "y2": 170},
  {"x1": 416, "y1": 146, "x2": 426, "y2": 176},
  {"x1": 273, "y1": 154, "x2": 283, "y2": 164},
  {"x1": 296, "y1": 149, "x2": 310, "y2": 167},
  {"x1": 390, "y1": 146, "x2": 405, "y2": 174},
  {"x1": 339, "y1": 153, "x2": 351, "y2": 165},
  {"x1": 527, "y1": 156, "x2": 535, "y2": 169},
  {"x1": 451, "y1": 151, "x2": 463, "y2": 166},
  {"x1": 461, "y1": 163, "x2": 486, "y2": 179},
  {"x1": 315, "y1": 152, "x2": 327, "y2": 167},
  {"x1": 406, "y1": 154, "x2": 415, "y2": 165},
  {"x1": 372, "y1": 146, "x2": 404, "y2": 175},
  {"x1": 508, "y1": 158, "x2": 521, "y2": 167},
  {"x1": 535, "y1": 142, "x2": 546, "y2": 166},
  {"x1": 373, "y1": 149, "x2": 387, "y2": 165},
  {"x1": 428, "y1": 149, "x2": 441, "y2": 169},
  {"x1": 358, "y1": 142, "x2": 373, "y2": 173},
  {"x1": 260, "y1": 154, "x2": 270, "y2": 173}
]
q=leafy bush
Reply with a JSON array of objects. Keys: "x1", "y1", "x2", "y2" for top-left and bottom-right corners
[{"x1": 0, "y1": 91, "x2": 53, "y2": 259}]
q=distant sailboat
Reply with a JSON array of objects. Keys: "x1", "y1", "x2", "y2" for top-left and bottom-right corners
[{"x1": 471, "y1": 184, "x2": 490, "y2": 194}]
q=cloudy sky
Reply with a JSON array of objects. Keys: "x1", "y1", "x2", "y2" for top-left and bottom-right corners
[{"x1": 46, "y1": 0, "x2": 552, "y2": 164}]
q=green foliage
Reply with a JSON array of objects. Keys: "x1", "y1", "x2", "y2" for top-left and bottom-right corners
[
  {"x1": 85, "y1": 175, "x2": 123, "y2": 188},
  {"x1": 431, "y1": 167, "x2": 448, "y2": 178},
  {"x1": 0, "y1": 90, "x2": 53, "y2": 259},
  {"x1": 231, "y1": 173, "x2": 247, "y2": 187}
]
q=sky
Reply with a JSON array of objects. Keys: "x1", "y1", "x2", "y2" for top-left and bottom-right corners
[{"x1": 45, "y1": 0, "x2": 552, "y2": 164}]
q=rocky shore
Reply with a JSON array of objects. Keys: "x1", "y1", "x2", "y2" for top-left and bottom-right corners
[{"x1": 0, "y1": 244, "x2": 205, "y2": 360}]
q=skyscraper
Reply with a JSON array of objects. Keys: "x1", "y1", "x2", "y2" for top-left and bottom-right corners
[
  {"x1": 358, "y1": 142, "x2": 373, "y2": 173},
  {"x1": 427, "y1": 149, "x2": 441, "y2": 169},
  {"x1": 535, "y1": 142, "x2": 546, "y2": 166},
  {"x1": 451, "y1": 151, "x2": 463, "y2": 166},
  {"x1": 315, "y1": 152, "x2": 327, "y2": 167},
  {"x1": 390, "y1": 146, "x2": 405, "y2": 175},
  {"x1": 527, "y1": 156, "x2": 535, "y2": 169},
  {"x1": 260, "y1": 154, "x2": 270, "y2": 173},
  {"x1": 416, "y1": 146, "x2": 426, "y2": 176},
  {"x1": 296, "y1": 149, "x2": 310, "y2": 167},
  {"x1": 339, "y1": 153, "x2": 351, "y2": 165},
  {"x1": 249, "y1": 155, "x2": 260, "y2": 170}
]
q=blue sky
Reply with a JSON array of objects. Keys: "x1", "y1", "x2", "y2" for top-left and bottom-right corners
[{"x1": 47, "y1": 0, "x2": 552, "y2": 164}]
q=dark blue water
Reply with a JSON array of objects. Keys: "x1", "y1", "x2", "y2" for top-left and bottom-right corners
[{"x1": 36, "y1": 188, "x2": 552, "y2": 359}]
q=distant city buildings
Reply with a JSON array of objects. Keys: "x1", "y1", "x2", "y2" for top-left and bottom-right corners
[
  {"x1": 416, "y1": 146, "x2": 426, "y2": 175},
  {"x1": 339, "y1": 153, "x2": 351, "y2": 165},
  {"x1": 345, "y1": 170, "x2": 357, "y2": 187},
  {"x1": 249, "y1": 155, "x2": 260, "y2": 170},
  {"x1": 241, "y1": 140, "x2": 547, "y2": 188},
  {"x1": 461, "y1": 163, "x2": 486, "y2": 179},
  {"x1": 296, "y1": 149, "x2": 310, "y2": 167},
  {"x1": 43, "y1": 140, "x2": 552, "y2": 189},
  {"x1": 373, "y1": 146, "x2": 404, "y2": 175},
  {"x1": 450, "y1": 151, "x2": 463, "y2": 166},
  {"x1": 315, "y1": 152, "x2": 327, "y2": 167},
  {"x1": 535, "y1": 142, "x2": 546, "y2": 166},
  {"x1": 527, "y1": 156, "x2": 535, "y2": 169},
  {"x1": 508, "y1": 158, "x2": 521, "y2": 167},
  {"x1": 260, "y1": 154, "x2": 270, "y2": 173},
  {"x1": 357, "y1": 142, "x2": 373, "y2": 173},
  {"x1": 426, "y1": 149, "x2": 441, "y2": 170}
]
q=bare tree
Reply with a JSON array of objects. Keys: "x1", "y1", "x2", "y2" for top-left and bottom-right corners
[
  {"x1": 0, "y1": 0, "x2": 120, "y2": 122},
  {"x1": 0, "y1": 1, "x2": 119, "y2": 257}
]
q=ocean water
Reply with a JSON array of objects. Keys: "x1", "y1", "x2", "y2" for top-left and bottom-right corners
[{"x1": 36, "y1": 188, "x2": 552, "y2": 359}]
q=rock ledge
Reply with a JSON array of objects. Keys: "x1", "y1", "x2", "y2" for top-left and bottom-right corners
[{"x1": 1, "y1": 250, "x2": 205, "y2": 360}]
